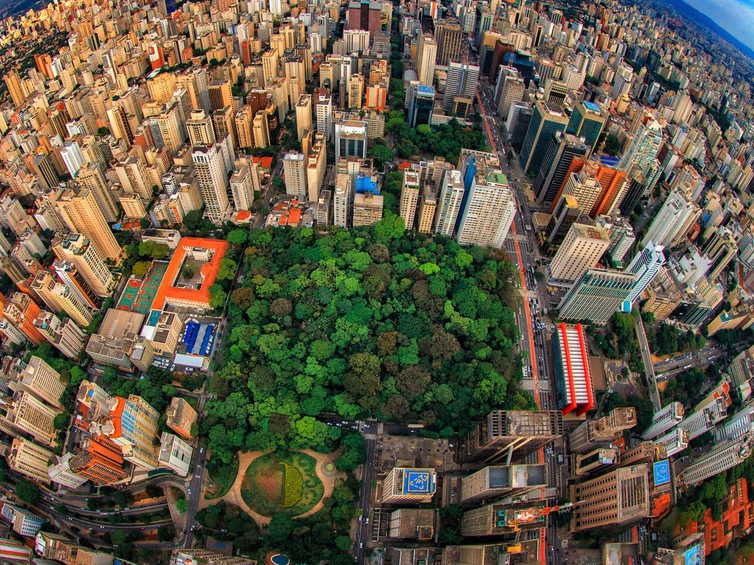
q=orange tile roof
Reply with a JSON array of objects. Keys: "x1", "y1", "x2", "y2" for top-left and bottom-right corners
[
  {"x1": 288, "y1": 208, "x2": 301, "y2": 225},
  {"x1": 252, "y1": 156, "x2": 274, "y2": 169},
  {"x1": 152, "y1": 237, "x2": 228, "y2": 310},
  {"x1": 236, "y1": 210, "x2": 252, "y2": 221},
  {"x1": 108, "y1": 396, "x2": 127, "y2": 439},
  {"x1": 703, "y1": 478, "x2": 751, "y2": 555}
]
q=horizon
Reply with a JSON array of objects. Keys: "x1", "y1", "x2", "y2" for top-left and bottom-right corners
[{"x1": 680, "y1": 0, "x2": 754, "y2": 53}]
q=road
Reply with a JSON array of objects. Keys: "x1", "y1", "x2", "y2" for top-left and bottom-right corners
[
  {"x1": 353, "y1": 435, "x2": 376, "y2": 563},
  {"x1": 182, "y1": 443, "x2": 209, "y2": 547},
  {"x1": 654, "y1": 344, "x2": 726, "y2": 381},
  {"x1": 635, "y1": 316, "x2": 662, "y2": 410}
]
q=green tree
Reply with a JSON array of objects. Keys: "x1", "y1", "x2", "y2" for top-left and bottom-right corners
[
  {"x1": 53, "y1": 412, "x2": 70, "y2": 431},
  {"x1": 604, "y1": 133, "x2": 621, "y2": 156},
  {"x1": 373, "y1": 212, "x2": 405, "y2": 241},
  {"x1": 132, "y1": 261, "x2": 152, "y2": 277},
  {"x1": 176, "y1": 498, "x2": 188, "y2": 513},
  {"x1": 368, "y1": 143, "x2": 394, "y2": 166},
  {"x1": 227, "y1": 229, "x2": 248, "y2": 245},
  {"x1": 15, "y1": 480, "x2": 39, "y2": 503},
  {"x1": 217, "y1": 258, "x2": 238, "y2": 281},
  {"x1": 209, "y1": 284, "x2": 227, "y2": 308}
]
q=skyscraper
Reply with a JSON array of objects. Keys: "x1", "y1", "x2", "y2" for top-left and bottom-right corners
[
  {"x1": 534, "y1": 132, "x2": 587, "y2": 206},
  {"x1": 407, "y1": 85, "x2": 435, "y2": 128},
  {"x1": 417, "y1": 32, "x2": 437, "y2": 86},
  {"x1": 296, "y1": 94, "x2": 313, "y2": 140},
  {"x1": 399, "y1": 170, "x2": 420, "y2": 230},
  {"x1": 434, "y1": 169, "x2": 464, "y2": 237},
  {"x1": 334, "y1": 119, "x2": 368, "y2": 159},
  {"x1": 443, "y1": 62, "x2": 480, "y2": 114},
  {"x1": 4, "y1": 69, "x2": 26, "y2": 108},
  {"x1": 103, "y1": 395, "x2": 160, "y2": 470},
  {"x1": 7, "y1": 437, "x2": 53, "y2": 483},
  {"x1": 76, "y1": 163, "x2": 119, "y2": 224},
  {"x1": 192, "y1": 144, "x2": 231, "y2": 224},
  {"x1": 641, "y1": 189, "x2": 700, "y2": 247},
  {"x1": 456, "y1": 165, "x2": 516, "y2": 249},
  {"x1": 569, "y1": 408, "x2": 637, "y2": 454},
  {"x1": 566, "y1": 101, "x2": 606, "y2": 153},
  {"x1": 641, "y1": 402, "x2": 684, "y2": 440},
  {"x1": 10, "y1": 356, "x2": 65, "y2": 409},
  {"x1": 624, "y1": 241, "x2": 665, "y2": 304},
  {"x1": 558, "y1": 269, "x2": 637, "y2": 324},
  {"x1": 435, "y1": 23, "x2": 463, "y2": 66},
  {"x1": 570, "y1": 464, "x2": 651, "y2": 532},
  {"x1": 52, "y1": 233, "x2": 115, "y2": 298},
  {"x1": 460, "y1": 464, "x2": 547, "y2": 503},
  {"x1": 550, "y1": 222, "x2": 610, "y2": 282},
  {"x1": 55, "y1": 189, "x2": 121, "y2": 263},
  {"x1": 186, "y1": 109, "x2": 216, "y2": 146},
  {"x1": 519, "y1": 101, "x2": 569, "y2": 174},
  {"x1": 283, "y1": 151, "x2": 308, "y2": 200},
  {"x1": 495, "y1": 68, "x2": 526, "y2": 119},
  {"x1": 619, "y1": 117, "x2": 663, "y2": 177},
  {"x1": 678, "y1": 434, "x2": 754, "y2": 488}
]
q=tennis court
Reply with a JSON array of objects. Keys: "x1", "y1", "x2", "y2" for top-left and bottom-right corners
[{"x1": 117, "y1": 261, "x2": 169, "y2": 315}]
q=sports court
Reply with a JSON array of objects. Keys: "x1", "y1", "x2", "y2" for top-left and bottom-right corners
[{"x1": 117, "y1": 261, "x2": 169, "y2": 315}]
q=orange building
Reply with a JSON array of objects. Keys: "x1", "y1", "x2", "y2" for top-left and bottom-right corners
[
  {"x1": 2, "y1": 293, "x2": 45, "y2": 345},
  {"x1": 590, "y1": 166, "x2": 626, "y2": 217},
  {"x1": 703, "y1": 478, "x2": 754, "y2": 555},
  {"x1": 549, "y1": 157, "x2": 586, "y2": 213},
  {"x1": 69, "y1": 435, "x2": 126, "y2": 485}
]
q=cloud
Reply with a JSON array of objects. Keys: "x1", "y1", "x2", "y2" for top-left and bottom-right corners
[{"x1": 681, "y1": 0, "x2": 754, "y2": 51}]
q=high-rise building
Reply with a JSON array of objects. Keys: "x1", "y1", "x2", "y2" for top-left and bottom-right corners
[
  {"x1": 4, "y1": 69, "x2": 26, "y2": 108},
  {"x1": 229, "y1": 161, "x2": 259, "y2": 212},
  {"x1": 52, "y1": 233, "x2": 115, "y2": 298},
  {"x1": 166, "y1": 397, "x2": 198, "y2": 440},
  {"x1": 461, "y1": 464, "x2": 547, "y2": 503},
  {"x1": 534, "y1": 133, "x2": 587, "y2": 207},
  {"x1": 641, "y1": 189, "x2": 700, "y2": 247},
  {"x1": 7, "y1": 437, "x2": 53, "y2": 483},
  {"x1": 417, "y1": 189, "x2": 437, "y2": 234},
  {"x1": 158, "y1": 432, "x2": 193, "y2": 476},
  {"x1": 55, "y1": 190, "x2": 121, "y2": 262},
  {"x1": 456, "y1": 165, "x2": 516, "y2": 249},
  {"x1": 443, "y1": 62, "x2": 479, "y2": 115},
  {"x1": 407, "y1": 85, "x2": 435, "y2": 128},
  {"x1": 31, "y1": 271, "x2": 94, "y2": 328},
  {"x1": 9, "y1": 356, "x2": 65, "y2": 409},
  {"x1": 558, "y1": 269, "x2": 637, "y2": 323},
  {"x1": 461, "y1": 504, "x2": 546, "y2": 537},
  {"x1": 679, "y1": 434, "x2": 754, "y2": 489},
  {"x1": 333, "y1": 172, "x2": 352, "y2": 228},
  {"x1": 570, "y1": 464, "x2": 651, "y2": 532},
  {"x1": 573, "y1": 447, "x2": 619, "y2": 476},
  {"x1": 642, "y1": 402, "x2": 684, "y2": 440},
  {"x1": 462, "y1": 410, "x2": 563, "y2": 463},
  {"x1": 434, "y1": 169, "x2": 464, "y2": 237},
  {"x1": 314, "y1": 89, "x2": 333, "y2": 140},
  {"x1": 334, "y1": 119, "x2": 368, "y2": 159},
  {"x1": 102, "y1": 395, "x2": 160, "y2": 470},
  {"x1": 654, "y1": 428, "x2": 688, "y2": 457},
  {"x1": 549, "y1": 222, "x2": 610, "y2": 283},
  {"x1": 399, "y1": 170, "x2": 420, "y2": 230},
  {"x1": 382, "y1": 467, "x2": 437, "y2": 503},
  {"x1": 624, "y1": 241, "x2": 665, "y2": 304},
  {"x1": 283, "y1": 151, "x2": 308, "y2": 200},
  {"x1": 192, "y1": 144, "x2": 231, "y2": 224},
  {"x1": 306, "y1": 134, "x2": 327, "y2": 201},
  {"x1": 295, "y1": 94, "x2": 313, "y2": 140},
  {"x1": 417, "y1": 32, "x2": 437, "y2": 86},
  {"x1": 3, "y1": 293, "x2": 45, "y2": 345},
  {"x1": 496, "y1": 68, "x2": 526, "y2": 119},
  {"x1": 519, "y1": 101, "x2": 569, "y2": 174},
  {"x1": 33, "y1": 313, "x2": 87, "y2": 360},
  {"x1": 208, "y1": 79, "x2": 232, "y2": 112},
  {"x1": 47, "y1": 453, "x2": 88, "y2": 489},
  {"x1": 552, "y1": 323, "x2": 595, "y2": 416},
  {"x1": 69, "y1": 434, "x2": 127, "y2": 485},
  {"x1": 435, "y1": 23, "x2": 463, "y2": 66},
  {"x1": 702, "y1": 227, "x2": 737, "y2": 282},
  {"x1": 619, "y1": 118, "x2": 663, "y2": 177},
  {"x1": 75, "y1": 163, "x2": 118, "y2": 223},
  {"x1": 186, "y1": 109, "x2": 216, "y2": 146},
  {"x1": 346, "y1": 0, "x2": 383, "y2": 37},
  {"x1": 0, "y1": 504, "x2": 45, "y2": 537},
  {"x1": 352, "y1": 185, "x2": 383, "y2": 226},
  {"x1": 569, "y1": 408, "x2": 638, "y2": 454},
  {"x1": 546, "y1": 196, "x2": 582, "y2": 246},
  {"x1": 0, "y1": 390, "x2": 60, "y2": 447},
  {"x1": 235, "y1": 106, "x2": 255, "y2": 149},
  {"x1": 566, "y1": 101, "x2": 606, "y2": 153}
]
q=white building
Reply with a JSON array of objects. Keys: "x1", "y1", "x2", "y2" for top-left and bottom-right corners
[{"x1": 158, "y1": 432, "x2": 193, "y2": 477}]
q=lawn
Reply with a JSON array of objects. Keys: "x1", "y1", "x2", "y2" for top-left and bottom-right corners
[
  {"x1": 240, "y1": 452, "x2": 323, "y2": 516},
  {"x1": 205, "y1": 453, "x2": 239, "y2": 500}
]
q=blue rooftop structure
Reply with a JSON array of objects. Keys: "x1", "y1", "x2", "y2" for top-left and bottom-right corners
[
  {"x1": 683, "y1": 544, "x2": 702, "y2": 565},
  {"x1": 583, "y1": 101, "x2": 601, "y2": 112},
  {"x1": 403, "y1": 470, "x2": 435, "y2": 494},
  {"x1": 653, "y1": 460, "x2": 671, "y2": 486},
  {"x1": 355, "y1": 174, "x2": 379, "y2": 194},
  {"x1": 417, "y1": 85, "x2": 435, "y2": 95}
]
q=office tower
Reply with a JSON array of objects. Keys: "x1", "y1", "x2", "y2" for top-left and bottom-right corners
[
  {"x1": 352, "y1": 182, "x2": 383, "y2": 226},
  {"x1": 566, "y1": 101, "x2": 605, "y2": 152},
  {"x1": 192, "y1": 144, "x2": 231, "y2": 224},
  {"x1": 601, "y1": 218, "x2": 636, "y2": 264},
  {"x1": 573, "y1": 447, "x2": 619, "y2": 476},
  {"x1": 715, "y1": 405, "x2": 754, "y2": 442},
  {"x1": 346, "y1": 0, "x2": 383, "y2": 36},
  {"x1": 33, "y1": 312, "x2": 86, "y2": 359},
  {"x1": 399, "y1": 170, "x2": 420, "y2": 230},
  {"x1": 642, "y1": 402, "x2": 684, "y2": 440},
  {"x1": 461, "y1": 464, "x2": 547, "y2": 503},
  {"x1": 417, "y1": 32, "x2": 437, "y2": 86},
  {"x1": 296, "y1": 94, "x2": 312, "y2": 140},
  {"x1": 306, "y1": 135, "x2": 327, "y2": 201},
  {"x1": 519, "y1": 101, "x2": 569, "y2": 174},
  {"x1": 434, "y1": 169, "x2": 464, "y2": 237},
  {"x1": 208, "y1": 79, "x2": 232, "y2": 112},
  {"x1": 534, "y1": 132, "x2": 587, "y2": 206},
  {"x1": 461, "y1": 504, "x2": 545, "y2": 537},
  {"x1": 678, "y1": 382, "x2": 731, "y2": 441},
  {"x1": 52, "y1": 233, "x2": 115, "y2": 298},
  {"x1": 619, "y1": 118, "x2": 663, "y2": 176},
  {"x1": 702, "y1": 227, "x2": 737, "y2": 281},
  {"x1": 550, "y1": 222, "x2": 610, "y2": 282},
  {"x1": 4, "y1": 69, "x2": 26, "y2": 107},
  {"x1": 417, "y1": 189, "x2": 437, "y2": 234},
  {"x1": 496, "y1": 69, "x2": 526, "y2": 118},
  {"x1": 641, "y1": 189, "x2": 700, "y2": 247},
  {"x1": 283, "y1": 151, "x2": 308, "y2": 200},
  {"x1": 186, "y1": 109, "x2": 216, "y2": 146},
  {"x1": 0, "y1": 390, "x2": 60, "y2": 446},
  {"x1": 10, "y1": 356, "x2": 64, "y2": 409},
  {"x1": 462, "y1": 410, "x2": 563, "y2": 463},
  {"x1": 314, "y1": 89, "x2": 333, "y2": 140},
  {"x1": 443, "y1": 62, "x2": 479, "y2": 115},
  {"x1": 3, "y1": 293, "x2": 45, "y2": 345},
  {"x1": 335, "y1": 119, "x2": 368, "y2": 159},
  {"x1": 679, "y1": 434, "x2": 754, "y2": 489},
  {"x1": 114, "y1": 157, "x2": 152, "y2": 200},
  {"x1": 103, "y1": 395, "x2": 160, "y2": 470},
  {"x1": 70, "y1": 435, "x2": 126, "y2": 485},
  {"x1": 333, "y1": 173, "x2": 352, "y2": 228},
  {"x1": 47, "y1": 453, "x2": 88, "y2": 489},
  {"x1": 382, "y1": 467, "x2": 436, "y2": 503},
  {"x1": 166, "y1": 397, "x2": 198, "y2": 440},
  {"x1": 558, "y1": 269, "x2": 637, "y2": 324},
  {"x1": 435, "y1": 23, "x2": 463, "y2": 66},
  {"x1": 407, "y1": 85, "x2": 435, "y2": 128},
  {"x1": 546, "y1": 196, "x2": 582, "y2": 246},
  {"x1": 624, "y1": 241, "x2": 665, "y2": 304},
  {"x1": 344, "y1": 29, "x2": 370, "y2": 54},
  {"x1": 55, "y1": 190, "x2": 121, "y2": 262},
  {"x1": 568, "y1": 406, "x2": 636, "y2": 453},
  {"x1": 552, "y1": 323, "x2": 595, "y2": 416},
  {"x1": 7, "y1": 437, "x2": 53, "y2": 483},
  {"x1": 106, "y1": 106, "x2": 134, "y2": 144},
  {"x1": 570, "y1": 464, "x2": 651, "y2": 532},
  {"x1": 456, "y1": 169, "x2": 516, "y2": 249},
  {"x1": 31, "y1": 272, "x2": 93, "y2": 328},
  {"x1": 76, "y1": 163, "x2": 118, "y2": 224},
  {"x1": 229, "y1": 161, "x2": 259, "y2": 212}
]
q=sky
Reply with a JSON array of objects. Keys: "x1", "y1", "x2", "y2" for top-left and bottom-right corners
[{"x1": 681, "y1": 0, "x2": 754, "y2": 51}]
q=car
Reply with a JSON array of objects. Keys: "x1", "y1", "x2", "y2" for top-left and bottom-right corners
[{"x1": 359, "y1": 543, "x2": 364, "y2": 549}]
